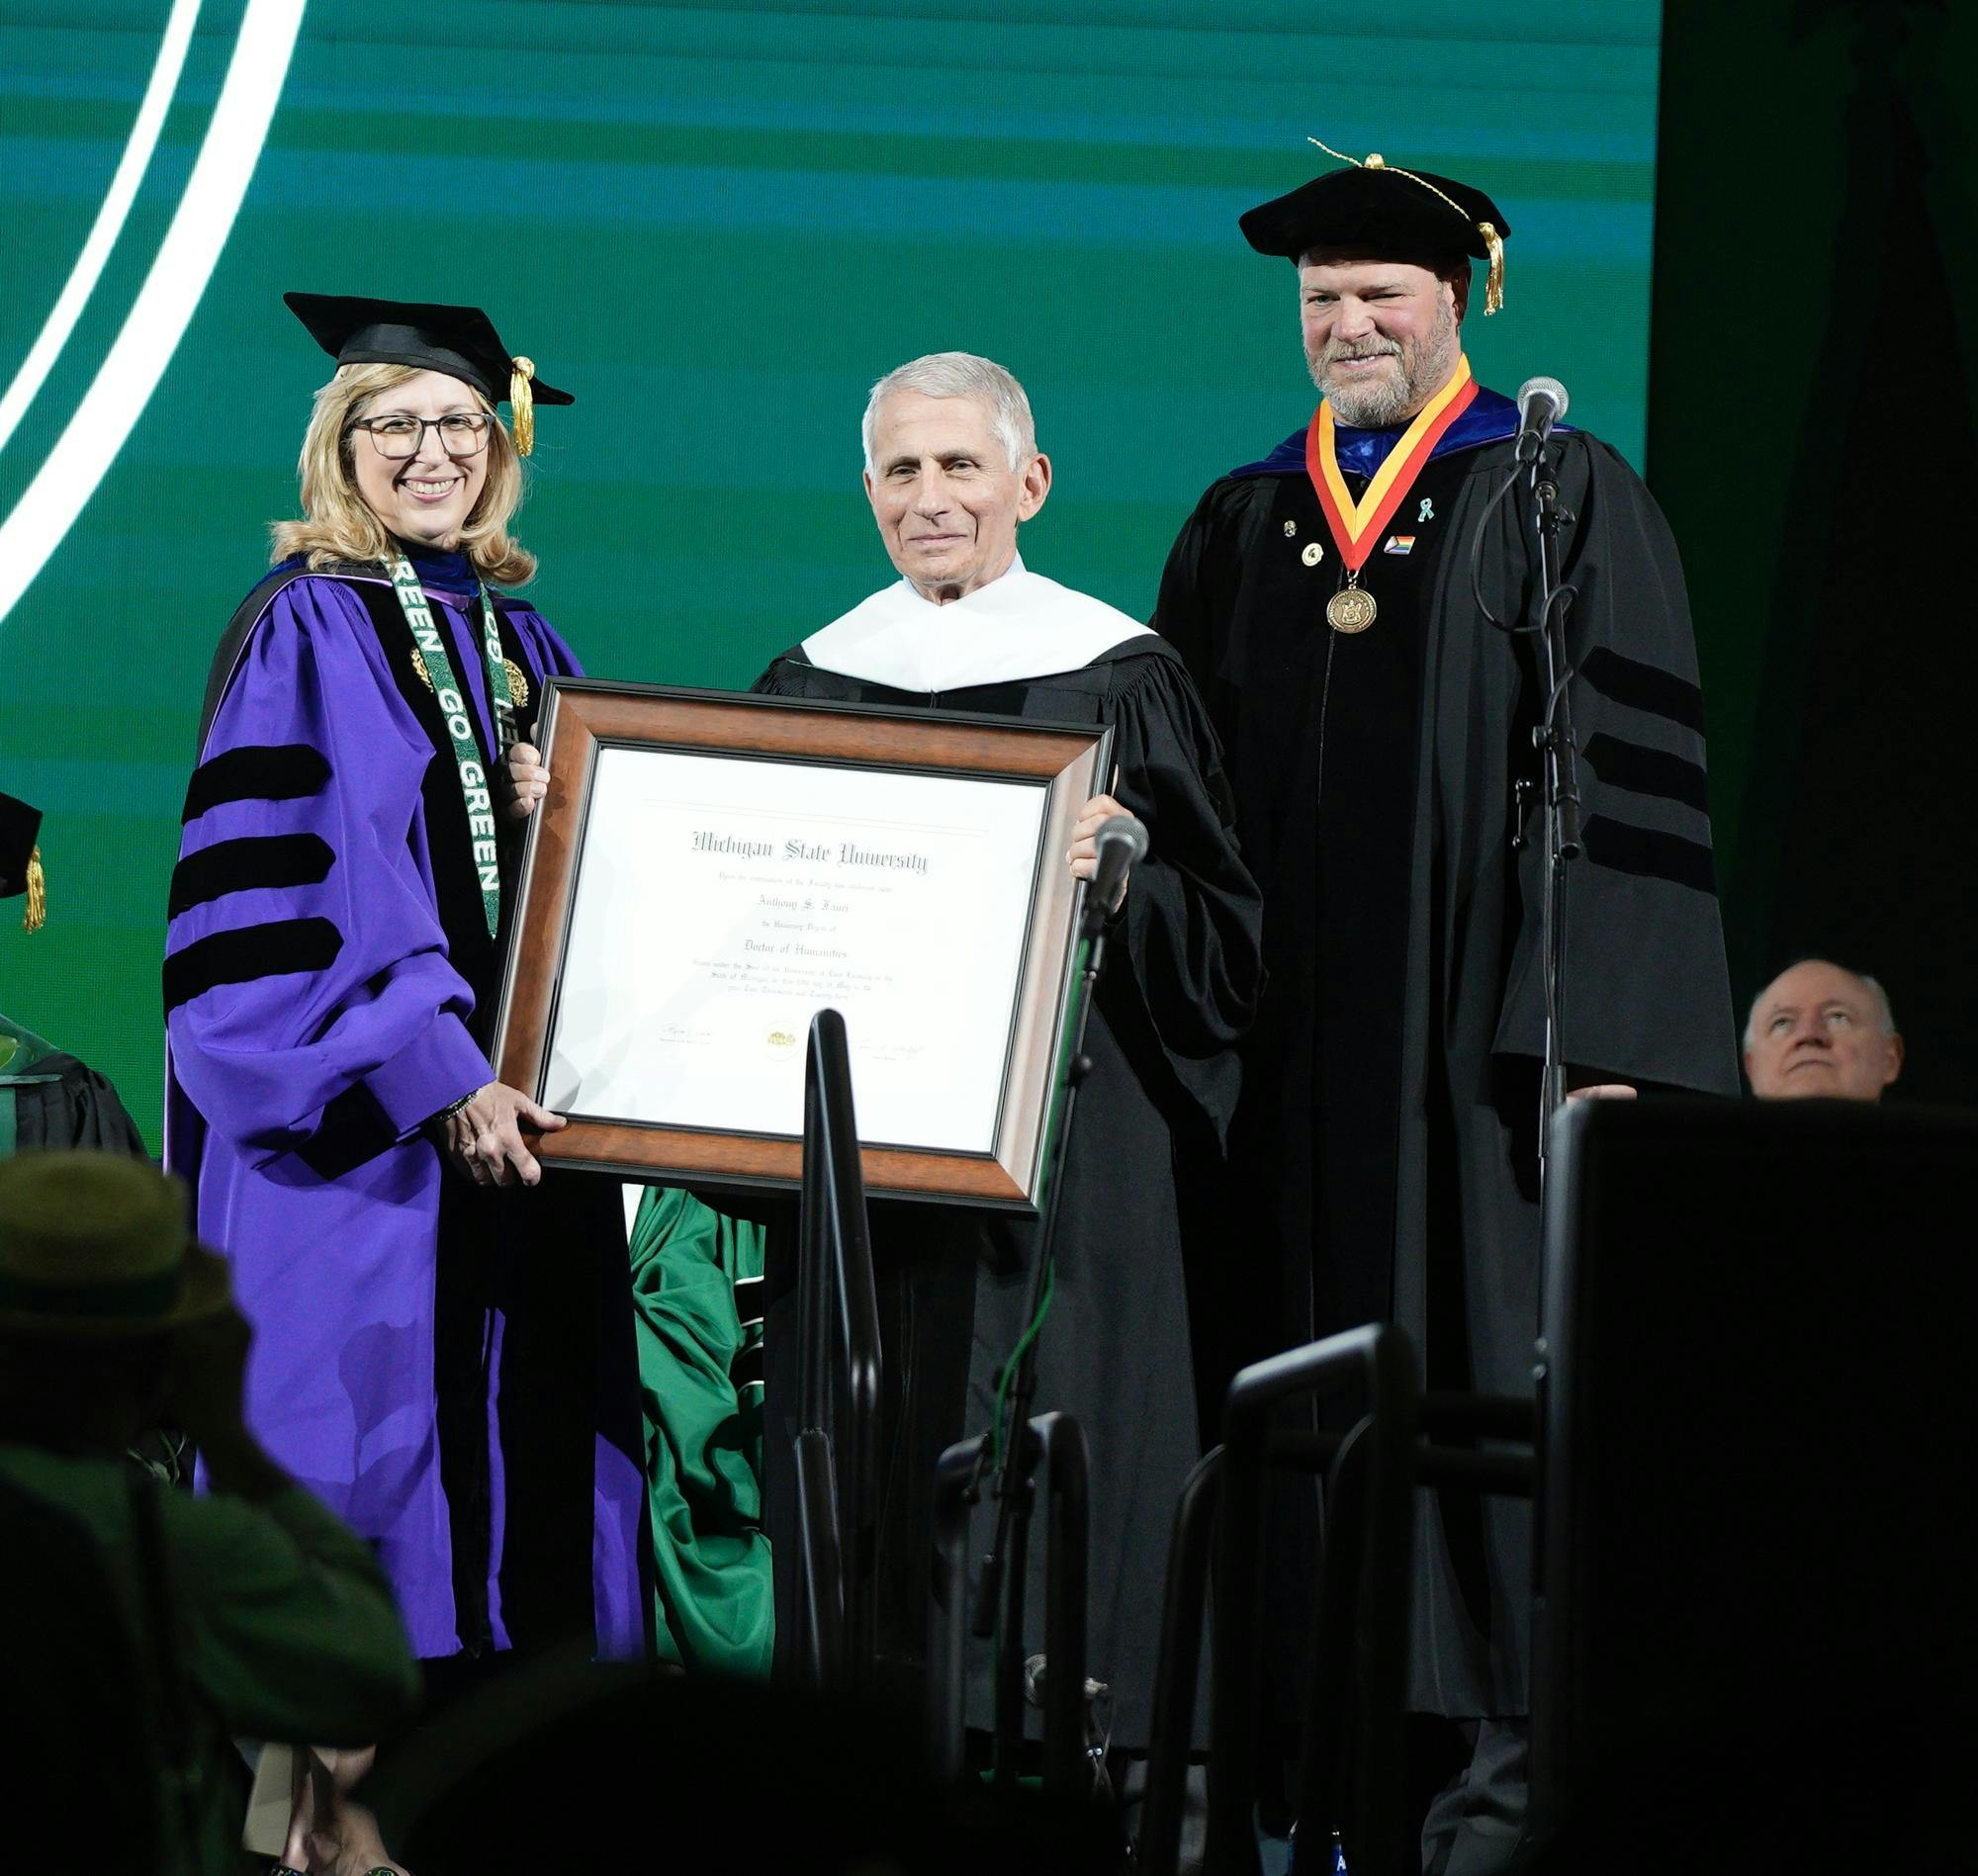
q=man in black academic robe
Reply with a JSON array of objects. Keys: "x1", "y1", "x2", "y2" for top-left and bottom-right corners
[
  {"x1": 757, "y1": 352, "x2": 1264, "y2": 1759},
  {"x1": 1151, "y1": 157, "x2": 1738, "y2": 1868},
  {"x1": 1, "y1": 790, "x2": 147, "y2": 1161}
]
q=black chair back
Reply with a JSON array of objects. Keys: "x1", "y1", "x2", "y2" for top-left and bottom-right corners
[
  {"x1": 926, "y1": 1412, "x2": 1092, "y2": 1795},
  {"x1": 791, "y1": 1008, "x2": 884, "y2": 1692},
  {"x1": 1534, "y1": 1097, "x2": 1978, "y2": 1866},
  {"x1": 1, "y1": 1472, "x2": 162, "y2": 1866},
  {"x1": 1206, "y1": 1323, "x2": 1419, "y2": 1876}
]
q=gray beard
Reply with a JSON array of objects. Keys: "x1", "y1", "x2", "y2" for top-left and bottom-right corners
[
  {"x1": 1316, "y1": 361, "x2": 1414, "y2": 427},
  {"x1": 1309, "y1": 303, "x2": 1461, "y2": 426}
]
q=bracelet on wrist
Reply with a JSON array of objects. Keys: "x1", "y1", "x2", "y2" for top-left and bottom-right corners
[{"x1": 438, "y1": 1087, "x2": 478, "y2": 1121}]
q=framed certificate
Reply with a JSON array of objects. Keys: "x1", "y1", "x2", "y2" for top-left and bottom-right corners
[{"x1": 490, "y1": 680, "x2": 1112, "y2": 1210}]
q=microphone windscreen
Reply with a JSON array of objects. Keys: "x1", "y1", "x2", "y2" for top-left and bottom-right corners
[
  {"x1": 1517, "y1": 375, "x2": 1569, "y2": 422},
  {"x1": 1097, "y1": 814, "x2": 1149, "y2": 862}
]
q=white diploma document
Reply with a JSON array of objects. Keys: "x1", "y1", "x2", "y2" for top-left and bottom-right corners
[{"x1": 543, "y1": 746, "x2": 1050, "y2": 1152}]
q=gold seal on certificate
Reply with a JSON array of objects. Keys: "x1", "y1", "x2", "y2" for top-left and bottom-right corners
[{"x1": 492, "y1": 680, "x2": 1113, "y2": 1210}]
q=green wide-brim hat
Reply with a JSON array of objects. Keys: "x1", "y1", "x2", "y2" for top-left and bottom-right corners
[{"x1": 0, "y1": 1151, "x2": 231, "y2": 1339}]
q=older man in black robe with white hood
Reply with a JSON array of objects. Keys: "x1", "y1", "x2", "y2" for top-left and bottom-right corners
[
  {"x1": 1152, "y1": 152, "x2": 1739, "y2": 1868},
  {"x1": 756, "y1": 352, "x2": 1264, "y2": 1756}
]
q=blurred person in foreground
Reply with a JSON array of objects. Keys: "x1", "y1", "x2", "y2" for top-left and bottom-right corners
[
  {"x1": 0, "y1": 1150, "x2": 418, "y2": 1874},
  {"x1": 1744, "y1": 958, "x2": 1902, "y2": 1102},
  {"x1": 164, "y1": 295, "x2": 646, "y2": 1679}
]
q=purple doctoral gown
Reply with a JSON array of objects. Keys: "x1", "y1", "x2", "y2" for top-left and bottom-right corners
[{"x1": 165, "y1": 548, "x2": 647, "y2": 1660}]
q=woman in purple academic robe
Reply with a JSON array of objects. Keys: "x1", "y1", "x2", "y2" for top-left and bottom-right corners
[{"x1": 164, "y1": 299, "x2": 648, "y2": 1702}]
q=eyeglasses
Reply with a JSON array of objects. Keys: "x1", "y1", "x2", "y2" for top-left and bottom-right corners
[{"x1": 349, "y1": 412, "x2": 492, "y2": 460}]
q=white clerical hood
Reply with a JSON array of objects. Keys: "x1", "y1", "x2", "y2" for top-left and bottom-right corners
[{"x1": 799, "y1": 553, "x2": 1150, "y2": 693}]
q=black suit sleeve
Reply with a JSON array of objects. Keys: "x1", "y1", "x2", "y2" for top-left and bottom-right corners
[{"x1": 1103, "y1": 653, "x2": 1266, "y2": 1147}]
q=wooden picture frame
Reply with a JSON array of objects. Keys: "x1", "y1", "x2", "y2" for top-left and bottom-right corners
[{"x1": 490, "y1": 679, "x2": 1111, "y2": 1210}]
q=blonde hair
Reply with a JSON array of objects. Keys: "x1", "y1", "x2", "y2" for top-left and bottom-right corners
[{"x1": 269, "y1": 362, "x2": 537, "y2": 585}]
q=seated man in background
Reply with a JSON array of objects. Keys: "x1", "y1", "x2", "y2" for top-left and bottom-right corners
[
  {"x1": 1743, "y1": 957, "x2": 1903, "y2": 1102},
  {"x1": 0, "y1": 1151, "x2": 420, "y2": 1873}
]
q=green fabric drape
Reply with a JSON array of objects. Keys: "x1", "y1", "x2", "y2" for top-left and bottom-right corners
[
  {"x1": 627, "y1": 1185, "x2": 771, "y2": 1678},
  {"x1": 0, "y1": 1012, "x2": 61, "y2": 1159}
]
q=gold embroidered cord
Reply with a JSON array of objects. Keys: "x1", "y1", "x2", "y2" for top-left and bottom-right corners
[{"x1": 1304, "y1": 136, "x2": 1506, "y2": 313}]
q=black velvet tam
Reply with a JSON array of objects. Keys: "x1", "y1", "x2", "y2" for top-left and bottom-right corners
[
  {"x1": 1239, "y1": 160, "x2": 1510, "y2": 263},
  {"x1": 0, "y1": 791, "x2": 40, "y2": 900},
  {"x1": 283, "y1": 293, "x2": 574, "y2": 405}
]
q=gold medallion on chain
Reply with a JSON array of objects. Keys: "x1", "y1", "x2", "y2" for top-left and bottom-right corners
[{"x1": 1326, "y1": 584, "x2": 1378, "y2": 634}]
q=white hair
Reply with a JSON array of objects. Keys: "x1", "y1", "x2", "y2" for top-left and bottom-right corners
[
  {"x1": 1743, "y1": 959, "x2": 1896, "y2": 1051},
  {"x1": 860, "y1": 351, "x2": 1036, "y2": 475}
]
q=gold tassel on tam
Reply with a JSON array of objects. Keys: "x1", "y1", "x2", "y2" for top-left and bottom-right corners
[
  {"x1": 1480, "y1": 222, "x2": 1505, "y2": 314},
  {"x1": 23, "y1": 846, "x2": 45, "y2": 933},
  {"x1": 509, "y1": 356, "x2": 536, "y2": 457}
]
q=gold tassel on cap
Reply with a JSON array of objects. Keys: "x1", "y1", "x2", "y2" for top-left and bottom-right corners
[
  {"x1": 509, "y1": 356, "x2": 536, "y2": 457},
  {"x1": 1306, "y1": 135, "x2": 1506, "y2": 313},
  {"x1": 1480, "y1": 222, "x2": 1505, "y2": 315},
  {"x1": 23, "y1": 846, "x2": 45, "y2": 934}
]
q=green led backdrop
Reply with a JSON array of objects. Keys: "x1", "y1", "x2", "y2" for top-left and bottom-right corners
[{"x1": 0, "y1": 0, "x2": 1663, "y2": 1147}]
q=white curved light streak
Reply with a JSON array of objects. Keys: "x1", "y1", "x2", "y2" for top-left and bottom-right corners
[
  {"x1": 0, "y1": 0, "x2": 308, "y2": 631},
  {"x1": 0, "y1": 0, "x2": 204, "y2": 458}
]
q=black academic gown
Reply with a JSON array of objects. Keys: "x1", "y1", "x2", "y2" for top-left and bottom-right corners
[
  {"x1": 753, "y1": 636, "x2": 1264, "y2": 1746},
  {"x1": 1153, "y1": 412, "x2": 1739, "y2": 1717},
  {"x1": 1, "y1": 1049, "x2": 148, "y2": 1158}
]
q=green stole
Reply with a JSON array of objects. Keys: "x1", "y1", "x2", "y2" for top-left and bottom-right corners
[{"x1": 0, "y1": 1012, "x2": 62, "y2": 1160}]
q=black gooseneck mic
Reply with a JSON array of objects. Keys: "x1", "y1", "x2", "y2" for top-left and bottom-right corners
[
  {"x1": 1515, "y1": 375, "x2": 1570, "y2": 463},
  {"x1": 971, "y1": 804, "x2": 1145, "y2": 1792},
  {"x1": 1515, "y1": 375, "x2": 1582, "y2": 1199},
  {"x1": 1086, "y1": 814, "x2": 1148, "y2": 926}
]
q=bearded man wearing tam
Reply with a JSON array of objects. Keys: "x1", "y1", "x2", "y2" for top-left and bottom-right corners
[{"x1": 1152, "y1": 150, "x2": 1739, "y2": 1866}]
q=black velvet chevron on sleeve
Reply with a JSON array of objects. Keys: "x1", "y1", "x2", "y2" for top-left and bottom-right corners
[
  {"x1": 1581, "y1": 814, "x2": 1717, "y2": 895},
  {"x1": 162, "y1": 916, "x2": 344, "y2": 1013},
  {"x1": 167, "y1": 834, "x2": 335, "y2": 918},
  {"x1": 1578, "y1": 646, "x2": 1706, "y2": 734},
  {"x1": 1580, "y1": 732, "x2": 1711, "y2": 815},
  {"x1": 181, "y1": 744, "x2": 330, "y2": 824}
]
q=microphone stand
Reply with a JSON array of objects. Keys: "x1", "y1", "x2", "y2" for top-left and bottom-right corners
[
  {"x1": 971, "y1": 882, "x2": 1114, "y2": 1789},
  {"x1": 1523, "y1": 430, "x2": 1582, "y2": 1211},
  {"x1": 1516, "y1": 417, "x2": 1581, "y2": 1754}
]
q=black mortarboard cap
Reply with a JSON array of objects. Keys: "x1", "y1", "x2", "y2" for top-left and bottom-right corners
[
  {"x1": 284, "y1": 294, "x2": 571, "y2": 452},
  {"x1": 1240, "y1": 145, "x2": 1511, "y2": 313},
  {"x1": 2, "y1": 790, "x2": 45, "y2": 927}
]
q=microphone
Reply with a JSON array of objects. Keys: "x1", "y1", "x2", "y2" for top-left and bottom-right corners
[
  {"x1": 1023, "y1": 1653, "x2": 1047, "y2": 1708},
  {"x1": 1023, "y1": 1653, "x2": 1110, "y2": 1711},
  {"x1": 1088, "y1": 814, "x2": 1148, "y2": 923},
  {"x1": 1515, "y1": 376, "x2": 1569, "y2": 463}
]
